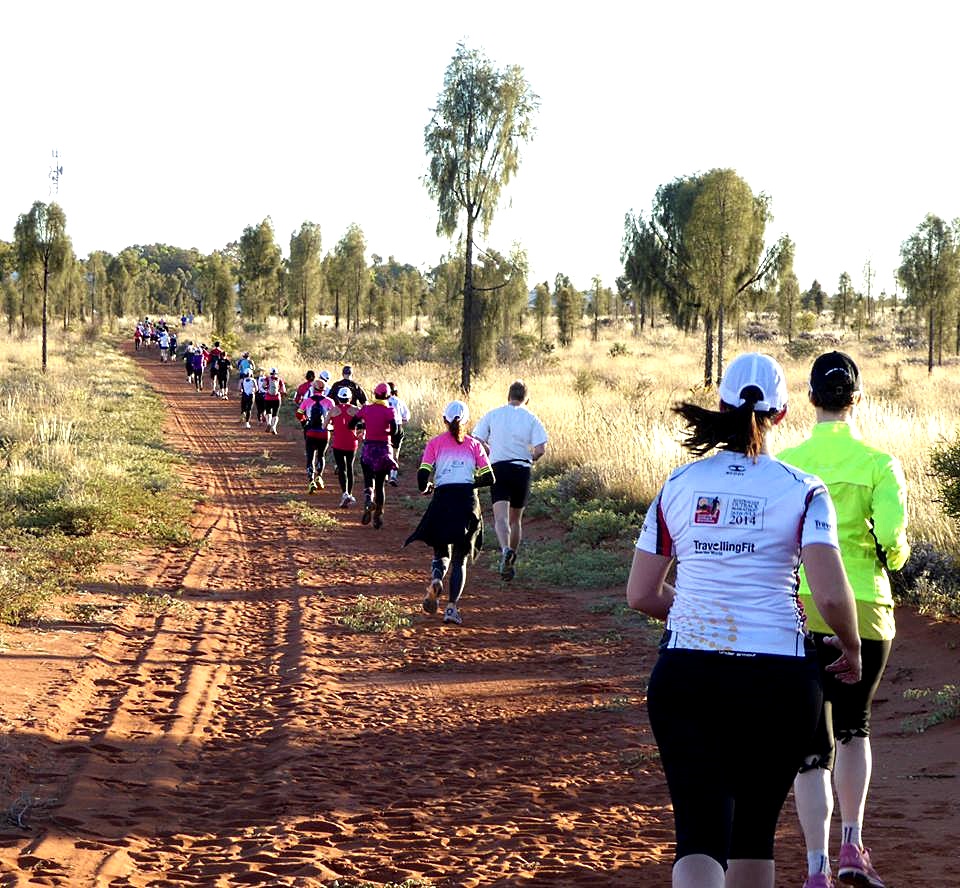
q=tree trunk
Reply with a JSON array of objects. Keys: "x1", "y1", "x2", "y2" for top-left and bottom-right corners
[
  {"x1": 335, "y1": 289, "x2": 340, "y2": 329},
  {"x1": 703, "y1": 311, "x2": 714, "y2": 388},
  {"x1": 927, "y1": 305, "x2": 934, "y2": 374},
  {"x1": 42, "y1": 264, "x2": 49, "y2": 373},
  {"x1": 461, "y1": 212, "x2": 476, "y2": 394},
  {"x1": 716, "y1": 300, "x2": 725, "y2": 386}
]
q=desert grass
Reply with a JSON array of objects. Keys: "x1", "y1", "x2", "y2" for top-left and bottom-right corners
[
  {"x1": 208, "y1": 315, "x2": 960, "y2": 555},
  {"x1": 0, "y1": 329, "x2": 193, "y2": 622}
]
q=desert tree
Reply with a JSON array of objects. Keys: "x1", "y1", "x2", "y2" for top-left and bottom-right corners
[
  {"x1": 424, "y1": 42, "x2": 538, "y2": 393},
  {"x1": 898, "y1": 214, "x2": 959, "y2": 373},
  {"x1": 288, "y1": 221, "x2": 323, "y2": 336},
  {"x1": 554, "y1": 273, "x2": 581, "y2": 347},
  {"x1": 238, "y1": 218, "x2": 282, "y2": 322},
  {"x1": 14, "y1": 201, "x2": 69, "y2": 372}
]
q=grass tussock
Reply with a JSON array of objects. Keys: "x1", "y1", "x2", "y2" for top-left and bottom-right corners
[
  {"x1": 0, "y1": 331, "x2": 194, "y2": 624},
  {"x1": 338, "y1": 595, "x2": 413, "y2": 633}
]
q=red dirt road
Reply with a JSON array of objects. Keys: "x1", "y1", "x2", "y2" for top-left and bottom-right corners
[{"x1": 0, "y1": 346, "x2": 957, "y2": 887}]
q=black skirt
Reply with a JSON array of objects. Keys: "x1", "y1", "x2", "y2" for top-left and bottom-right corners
[{"x1": 404, "y1": 483, "x2": 483, "y2": 559}]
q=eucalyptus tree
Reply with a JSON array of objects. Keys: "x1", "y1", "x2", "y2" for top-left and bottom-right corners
[
  {"x1": 14, "y1": 201, "x2": 69, "y2": 372},
  {"x1": 200, "y1": 251, "x2": 236, "y2": 336},
  {"x1": 288, "y1": 221, "x2": 323, "y2": 336},
  {"x1": 532, "y1": 281, "x2": 550, "y2": 344},
  {"x1": 685, "y1": 169, "x2": 784, "y2": 384},
  {"x1": 834, "y1": 272, "x2": 854, "y2": 328},
  {"x1": 86, "y1": 251, "x2": 110, "y2": 326},
  {"x1": 334, "y1": 224, "x2": 369, "y2": 332},
  {"x1": 774, "y1": 239, "x2": 800, "y2": 342},
  {"x1": 238, "y1": 218, "x2": 282, "y2": 322},
  {"x1": 0, "y1": 240, "x2": 16, "y2": 334},
  {"x1": 424, "y1": 42, "x2": 538, "y2": 392},
  {"x1": 554, "y1": 273, "x2": 582, "y2": 347},
  {"x1": 590, "y1": 274, "x2": 607, "y2": 341},
  {"x1": 898, "y1": 214, "x2": 959, "y2": 373}
]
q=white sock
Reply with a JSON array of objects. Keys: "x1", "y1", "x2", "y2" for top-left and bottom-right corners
[
  {"x1": 807, "y1": 850, "x2": 830, "y2": 876},
  {"x1": 842, "y1": 823, "x2": 862, "y2": 848}
]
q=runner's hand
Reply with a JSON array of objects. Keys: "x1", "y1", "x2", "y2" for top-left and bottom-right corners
[
  {"x1": 421, "y1": 482, "x2": 434, "y2": 496},
  {"x1": 823, "y1": 634, "x2": 862, "y2": 684}
]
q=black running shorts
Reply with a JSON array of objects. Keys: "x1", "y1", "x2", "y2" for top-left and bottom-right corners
[{"x1": 490, "y1": 460, "x2": 532, "y2": 508}]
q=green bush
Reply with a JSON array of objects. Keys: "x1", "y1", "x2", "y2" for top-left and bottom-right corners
[
  {"x1": 569, "y1": 507, "x2": 635, "y2": 545},
  {"x1": 517, "y1": 539, "x2": 630, "y2": 588},
  {"x1": 339, "y1": 595, "x2": 413, "y2": 633},
  {"x1": 930, "y1": 436, "x2": 960, "y2": 522}
]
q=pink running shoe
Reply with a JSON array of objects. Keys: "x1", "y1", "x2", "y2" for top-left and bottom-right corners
[
  {"x1": 803, "y1": 873, "x2": 834, "y2": 888},
  {"x1": 837, "y1": 844, "x2": 885, "y2": 888}
]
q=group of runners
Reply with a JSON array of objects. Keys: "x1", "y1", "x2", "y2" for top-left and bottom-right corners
[
  {"x1": 135, "y1": 326, "x2": 907, "y2": 885},
  {"x1": 134, "y1": 318, "x2": 178, "y2": 362},
  {"x1": 628, "y1": 350, "x2": 908, "y2": 888}
]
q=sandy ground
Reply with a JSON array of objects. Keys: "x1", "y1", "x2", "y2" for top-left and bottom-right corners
[{"x1": 0, "y1": 345, "x2": 957, "y2": 887}]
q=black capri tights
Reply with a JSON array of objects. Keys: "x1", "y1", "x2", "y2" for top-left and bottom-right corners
[
  {"x1": 333, "y1": 448, "x2": 355, "y2": 495},
  {"x1": 431, "y1": 541, "x2": 471, "y2": 604},
  {"x1": 361, "y1": 463, "x2": 388, "y2": 508},
  {"x1": 801, "y1": 633, "x2": 892, "y2": 772},
  {"x1": 647, "y1": 647, "x2": 821, "y2": 869}
]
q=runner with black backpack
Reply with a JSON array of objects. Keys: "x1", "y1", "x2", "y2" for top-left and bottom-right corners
[{"x1": 296, "y1": 378, "x2": 334, "y2": 493}]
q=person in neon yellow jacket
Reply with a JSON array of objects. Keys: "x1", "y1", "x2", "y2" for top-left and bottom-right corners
[{"x1": 779, "y1": 351, "x2": 909, "y2": 888}]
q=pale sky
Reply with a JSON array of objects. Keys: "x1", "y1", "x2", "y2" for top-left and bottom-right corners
[{"x1": 3, "y1": 0, "x2": 957, "y2": 297}]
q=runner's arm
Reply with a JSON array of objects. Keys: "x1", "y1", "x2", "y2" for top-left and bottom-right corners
[{"x1": 625, "y1": 549, "x2": 674, "y2": 621}]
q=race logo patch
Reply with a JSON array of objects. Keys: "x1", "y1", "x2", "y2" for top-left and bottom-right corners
[{"x1": 693, "y1": 494, "x2": 721, "y2": 524}]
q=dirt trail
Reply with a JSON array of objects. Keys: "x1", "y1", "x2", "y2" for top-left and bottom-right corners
[{"x1": 0, "y1": 345, "x2": 957, "y2": 887}]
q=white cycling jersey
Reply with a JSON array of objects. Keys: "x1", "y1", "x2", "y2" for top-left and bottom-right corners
[{"x1": 636, "y1": 450, "x2": 839, "y2": 657}]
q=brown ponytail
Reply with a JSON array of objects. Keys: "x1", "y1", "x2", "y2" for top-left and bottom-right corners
[{"x1": 673, "y1": 385, "x2": 777, "y2": 459}]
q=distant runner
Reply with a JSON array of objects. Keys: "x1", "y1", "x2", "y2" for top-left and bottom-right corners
[
  {"x1": 328, "y1": 387, "x2": 361, "y2": 507},
  {"x1": 355, "y1": 383, "x2": 398, "y2": 529},
  {"x1": 296, "y1": 378, "x2": 334, "y2": 493}
]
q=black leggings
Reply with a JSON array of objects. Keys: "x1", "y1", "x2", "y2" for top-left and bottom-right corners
[
  {"x1": 803, "y1": 634, "x2": 892, "y2": 770},
  {"x1": 647, "y1": 647, "x2": 821, "y2": 869},
  {"x1": 305, "y1": 437, "x2": 329, "y2": 479},
  {"x1": 333, "y1": 448, "x2": 355, "y2": 495},
  {"x1": 361, "y1": 464, "x2": 388, "y2": 508},
  {"x1": 431, "y1": 541, "x2": 471, "y2": 604}
]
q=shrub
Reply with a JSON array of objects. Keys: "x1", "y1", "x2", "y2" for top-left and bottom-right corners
[
  {"x1": 608, "y1": 341, "x2": 630, "y2": 357},
  {"x1": 930, "y1": 436, "x2": 960, "y2": 521},
  {"x1": 339, "y1": 595, "x2": 413, "y2": 633},
  {"x1": 890, "y1": 540, "x2": 960, "y2": 619}
]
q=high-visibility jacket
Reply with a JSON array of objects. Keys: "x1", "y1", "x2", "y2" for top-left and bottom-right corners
[{"x1": 779, "y1": 421, "x2": 910, "y2": 640}]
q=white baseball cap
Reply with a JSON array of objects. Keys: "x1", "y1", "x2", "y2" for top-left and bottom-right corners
[
  {"x1": 718, "y1": 353, "x2": 788, "y2": 412},
  {"x1": 337, "y1": 386, "x2": 352, "y2": 401},
  {"x1": 443, "y1": 400, "x2": 469, "y2": 423}
]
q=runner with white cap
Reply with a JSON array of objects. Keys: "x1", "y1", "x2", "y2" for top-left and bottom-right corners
[{"x1": 405, "y1": 400, "x2": 494, "y2": 626}]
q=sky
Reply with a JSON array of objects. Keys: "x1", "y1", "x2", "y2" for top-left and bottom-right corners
[{"x1": 3, "y1": 0, "x2": 959, "y2": 297}]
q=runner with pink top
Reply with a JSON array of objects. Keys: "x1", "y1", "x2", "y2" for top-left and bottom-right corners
[
  {"x1": 404, "y1": 400, "x2": 494, "y2": 626},
  {"x1": 354, "y1": 383, "x2": 398, "y2": 529}
]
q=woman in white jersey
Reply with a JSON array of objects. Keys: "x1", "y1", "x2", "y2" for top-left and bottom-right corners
[{"x1": 626, "y1": 352, "x2": 862, "y2": 888}]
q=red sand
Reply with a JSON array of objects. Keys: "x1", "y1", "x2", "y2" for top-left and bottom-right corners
[{"x1": 0, "y1": 346, "x2": 957, "y2": 887}]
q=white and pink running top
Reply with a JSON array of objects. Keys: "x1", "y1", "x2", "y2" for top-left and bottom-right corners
[
  {"x1": 636, "y1": 451, "x2": 839, "y2": 657},
  {"x1": 420, "y1": 434, "x2": 491, "y2": 487}
]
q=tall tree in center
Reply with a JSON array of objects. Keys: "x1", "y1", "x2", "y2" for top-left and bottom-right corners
[{"x1": 424, "y1": 43, "x2": 538, "y2": 393}]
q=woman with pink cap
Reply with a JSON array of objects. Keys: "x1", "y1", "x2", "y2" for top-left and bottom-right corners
[{"x1": 404, "y1": 400, "x2": 494, "y2": 626}]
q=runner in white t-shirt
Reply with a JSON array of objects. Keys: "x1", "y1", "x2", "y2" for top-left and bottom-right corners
[
  {"x1": 626, "y1": 351, "x2": 862, "y2": 888},
  {"x1": 472, "y1": 380, "x2": 547, "y2": 581}
]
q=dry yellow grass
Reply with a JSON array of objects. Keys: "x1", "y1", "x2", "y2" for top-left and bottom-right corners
[{"x1": 125, "y1": 316, "x2": 960, "y2": 553}]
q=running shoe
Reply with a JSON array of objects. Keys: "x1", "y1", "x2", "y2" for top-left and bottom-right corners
[
  {"x1": 361, "y1": 502, "x2": 373, "y2": 525},
  {"x1": 423, "y1": 579, "x2": 442, "y2": 615},
  {"x1": 339, "y1": 492, "x2": 351, "y2": 508},
  {"x1": 245, "y1": 421, "x2": 251, "y2": 429},
  {"x1": 347, "y1": 495, "x2": 356, "y2": 505},
  {"x1": 803, "y1": 874, "x2": 834, "y2": 888},
  {"x1": 499, "y1": 548, "x2": 517, "y2": 581},
  {"x1": 443, "y1": 603, "x2": 462, "y2": 625},
  {"x1": 837, "y1": 844, "x2": 884, "y2": 888},
  {"x1": 373, "y1": 510, "x2": 383, "y2": 529},
  {"x1": 388, "y1": 470, "x2": 399, "y2": 487},
  {"x1": 308, "y1": 480, "x2": 318, "y2": 495},
  {"x1": 315, "y1": 476, "x2": 324, "y2": 490}
]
